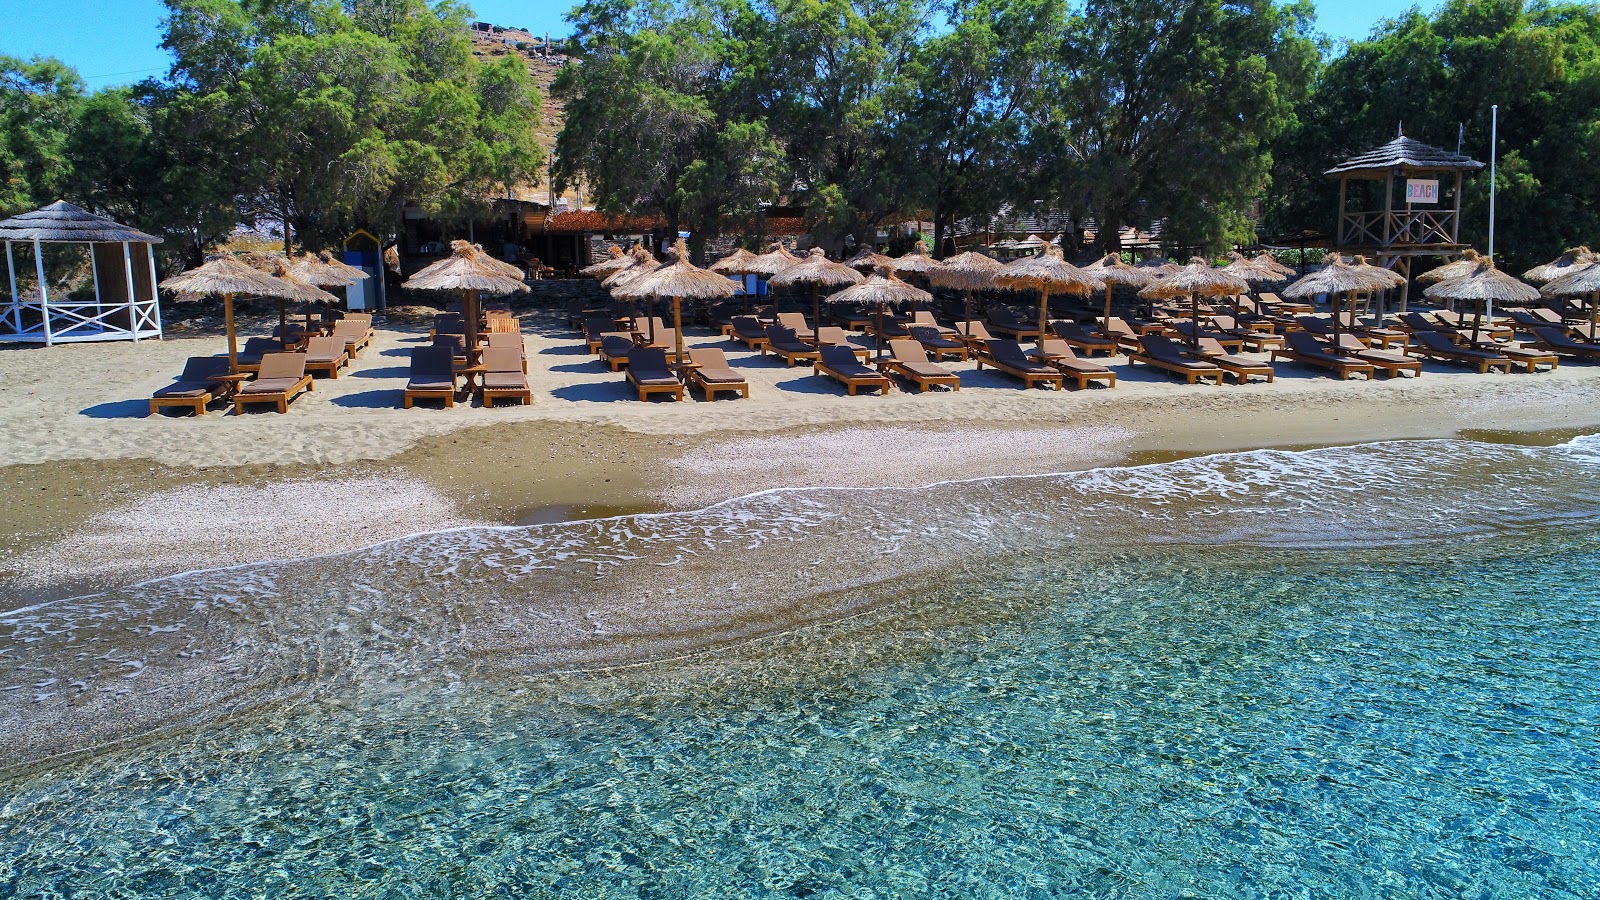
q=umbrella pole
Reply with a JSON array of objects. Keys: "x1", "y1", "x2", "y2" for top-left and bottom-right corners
[
  {"x1": 1590, "y1": 290, "x2": 1597, "y2": 341},
  {"x1": 224, "y1": 292, "x2": 239, "y2": 372},
  {"x1": 963, "y1": 289, "x2": 973, "y2": 336},
  {"x1": 1470, "y1": 298, "x2": 1484, "y2": 347},
  {"x1": 1103, "y1": 284, "x2": 1113, "y2": 330},
  {"x1": 1190, "y1": 293, "x2": 1201, "y2": 350},
  {"x1": 465, "y1": 289, "x2": 480, "y2": 357},
  {"x1": 672, "y1": 295, "x2": 686, "y2": 373},
  {"x1": 875, "y1": 301, "x2": 886, "y2": 359},
  {"x1": 1332, "y1": 291, "x2": 1344, "y2": 349},
  {"x1": 1037, "y1": 287, "x2": 1049, "y2": 357},
  {"x1": 812, "y1": 283, "x2": 820, "y2": 334},
  {"x1": 278, "y1": 297, "x2": 287, "y2": 346}
]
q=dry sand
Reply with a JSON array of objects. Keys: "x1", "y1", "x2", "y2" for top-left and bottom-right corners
[{"x1": 4, "y1": 311, "x2": 1600, "y2": 598}]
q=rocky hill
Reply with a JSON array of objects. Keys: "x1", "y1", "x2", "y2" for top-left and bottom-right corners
[{"x1": 468, "y1": 22, "x2": 581, "y2": 205}]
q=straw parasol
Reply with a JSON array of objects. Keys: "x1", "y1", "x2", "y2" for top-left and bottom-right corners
[
  {"x1": 1541, "y1": 260, "x2": 1600, "y2": 339},
  {"x1": 708, "y1": 247, "x2": 759, "y2": 274},
  {"x1": 404, "y1": 240, "x2": 529, "y2": 356},
  {"x1": 285, "y1": 250, "x2": 367, "y2": 333},
  {"x1": 826, "y1": 267, "x2": 932, "y2": 358},
  {"x1": 1282, "y1": 253, "x2": 1402, "y2": 348},
  {"x1": 888, "y1": 241, "x2": 943, "y2": 284},
  {"x1": 741, "y1": 242, "x2": 802, "y2": 311},
  {"x1": 929, "y1": 251, "x2": 1005, "y2": 336},
  {"x1": 160, "y1": 255, "x2": 290, "y2": 372},
  {"x1": 1138, "y1": 257, "x2": 1248, "y2": 349},
  {"x1": 471, "y1": 243, "x2": 527, "y2": 283},
  {"x1": 1135, "y1": 255, "x2": 1182, "y2": 277},
  {"x1": 995, "y1": 245, "x2": 1103, "y2": 355},
  {"x1": 580, "y1": 245, "x2": 630, "y2": 278},
  {"x1": 843, "y1": 247, "x2": 896, "y2": 272},
  {"x1": 614, "y1": 238, "x2": 739, "y2": 369},
  {"x1": 769, "y1": 247, "x2": 863, "y2": 330},
  {"x1": 1523, "y1": 246, "x2": 1598, "y2": 285},
  {"x1": 1423, "y1": 258, "x2": 1538, "y2": 346},
  {"x1": 602, "y1": 246, "x2": 660, "y2": 290},
  {"x1": 1417, "y1": 249, "x2": 1483, "y2": 285},
  {"x1": 262, "y1": 258, "x2": 337, "y2": 342},
  {"x1": 1081, "y1": 253, "x2": 1155, "y2": 329}
]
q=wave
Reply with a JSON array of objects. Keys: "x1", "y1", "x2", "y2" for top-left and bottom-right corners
[{"x1": 4, "y1": 434, "x2": 1600, "y2": 770}]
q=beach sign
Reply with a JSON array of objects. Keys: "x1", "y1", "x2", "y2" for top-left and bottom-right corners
[{"x1": 1405, "y1": 179, "x2": 1440, "y2": 204}]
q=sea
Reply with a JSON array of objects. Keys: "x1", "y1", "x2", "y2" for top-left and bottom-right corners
[{"x1": 2, "y1": 434, "x2": 1598, "y2": 898}]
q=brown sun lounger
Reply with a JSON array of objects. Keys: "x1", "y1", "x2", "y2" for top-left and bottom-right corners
[
  {"x1": 953, "y1": 320, "x2": 996, "y2": 350},
  {"x1": 234, "y1": 337, "x2": 287, "y2": 373},
  {"x1": 764, "y1": 325, "x2": 822, "y2": 366},
  {"x1": 885, "y1": 339, "x2": 960, "y2": 392},
  {"x1": 687, "y1": 347, "x2": 749, "y2": 399},
  {"x1": 1256, "y1": 292, "x2": 1314, "y2": 316},
  {"x1": 302, "y1": 335, "x2": 349, "y2": 378},
  {"x1": 149, "y1": 356, "x2": 232, "y2": 416},
  {"x1": 1330, "y1": 334, "x2": 1422, "y2": 378},
  {"x1": 1510, "y1": 308, "x2": 1565, "y2": 330},
  {"x1": 583, "y1": 315, "x2": 620, "y2": 353},
  {"x1": 813, "y1": 326, "x2": 870, "y2": 361},
  {"x1": 485, "y1": 332, "x2": 528, "y2": 372},
  {"x1": 1410, "y1": 331, "x2": 1513, "y2": 373},
  {"x1": 1099, "y1": 317, "x2": 1147, "y2": 352},
  {"x1": 1468, "y1": 339, "x2": 1558, "y2": 373},
  {"x1": 1051, "y1": 321, "x2": 1119, "y2": 357},
  {"x1": 776, "y1": 312, "x2": 816, "y2": 342},
  {"x1": 599, "y1": 334, "x2": 635, "y2": 371},
  {"x1": 986, "y1": 307, "x2": 1041, "y2": 339},
  {"x1": 233, "y1": 352, "x2": 313, "y2": 414},
  {"x1": 730, "y1": 315, "x2": 770, "y2": 351},
  {"x1": 909, "y1": 310, "x2": 958, "y2": 337},
  {"x1": 1209, "y1": 315, "x2": 1286, "y2": 351},
  {"x1": 404, "y1": 346, "x2": 457, "y2": 408},
  {"x1": 1038, "y1": 338, "x2": 1116, "y2": 389},
  {"x1": 330, "y1": 319, "x2": 370, "y2": 359},
  {"x1": 815, "y1": 345, "x2": 894, "y2": 395},
  {"x1": 479, "y1": 347, "x2": 532, "y2": 407},
  {"x1": 1432, "y1": 309, "x2": 1513, "y2": 341},
  {"x1": 1532, "y1": 326, "x2": 1600, "y2": 360},
  {"x1": 1334, "y1": 313, "x2": 1409, "y2": 349},
  {"x1": 1273, "y1": 331, "x2": 1376, "y2": 380},
  {"x1": 627, "y1": 346, "x2": 684, "y2": 401},
  {"x1": 1126, "y1": 336, "x2": 1225, "y2": 385},
  {"x1": 976, "y1": 339, "x2": 1064, "y2": 390},
  {"x1": 909, "y1": 325, "x2": 968, "y2": 361},
  {"x1": 1180, "y1": 336, "x2": 1274, "y2": 384},
  {"x1": 1171, "y1": 321, "x2": 1245, "y2": 353}
]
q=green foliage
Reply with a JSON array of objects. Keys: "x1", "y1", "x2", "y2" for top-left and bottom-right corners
[
  {"x1": 0, "y1": 55, "x2": 85, "y2": 215},
  {"x1": 1267, "y1": 0, "x2": 1600, "y2": 270}
]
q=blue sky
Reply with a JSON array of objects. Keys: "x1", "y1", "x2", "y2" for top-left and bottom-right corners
[{"x1": 0, "y1": 0, "x2": 1430, "y2": 90}]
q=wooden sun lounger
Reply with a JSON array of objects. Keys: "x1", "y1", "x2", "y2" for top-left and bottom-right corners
[
  {"x1": 987, "y1": 308, "x2": 1041, "y2": 339},
  {"x1": 234, "y1": 337, "x2": 287, "y2": 374},
  {"x1": 1126, "y1": 336, "x2": 1225, "y2": 385},
  {"x1": 404, "y1": 346, "x2": 457, "y2": 408},
  {"x1": 1038, "y1": 339, "x2": 1115, "y2": 389},
  {"x1": 909, "y1": 310, "x2": 958, "y2": 338},
  {"x1": 729, "y1": 315, "x2": 770, "y2": 351},
  {"x1": 1470, "y1": 339, "x2": 1558, "y2": 373},
  {"x1": 303, "y1": 335, "x2": 349, "y2": 379},
  {"x1": 975, "y1": 339, "x2": 1063, "y2": 390},
  {"x1": 1410, "y1": 331, "x2": 1513, "y2": 373},
  {"x1": 1099, "y1": 317, "x2": 1147, "y2": 352},
  {"x1": 149, "y1": 356, "x2": 231, "y2": 416},
  {"x1": 1432, "y1": 309, "x2": 1513, "y2": 341},
  {"x1": 1051, "y1": 321, "x2": 1119, "y2": 357},
  {"x1": 1256, "y1": 292, "x2": 1314, "y2": 316},
  {"x1": 1335, "y1": 314, "x2": 1409, "y2": 349},
  {"x1": 1331, "y1": 334, "x2": 1422, "y2": 378},
  {"x1": 330, "y1": 320, "x2": 370, "y2": 359},
  {"x1": 815, "y1": 345, "x2": 894, "y2": 395},
  {"x1": 775, "y1": 312, "x2": 815, "y2": 342},
  {"x1": 812, "y1": 326, "x2": 870, "y2": 361},
  {"x1": 485, "y1": 332, "x2": 528, "y2": 372},
  {"x1": 1171, "y1": 321, "x2": 1246, "y2": 353},
  {"x1": 480, "y1": 347, "x2": 532, "y2": 407},
  {"x1": 1531, "y1": 326, "x2": 1600, "y2": 360},
  {"x1": 233, "y1": 352, "x2": 313, "y2": 414},
  {"x1": 1209, "y1": 315, "x2": 1286, "y2": 351},
  {"x1": 687, "y1": 348, "x2": 750, "y2": 399},
  {"x1": 764, "y1": 325, "x2": 821, "y2": 366},
  {"x1": 910, "y1": 325, "x2": 968, "y2": 361},
  {"x1": 599, "y1": 335, "x2": 634, "y2": 371},
  {"x1": 1273, "y1": 332, "x2": 1376, "y2": 380},
  {"x1": 627, "y1": 347, "x2": 684, "y2": 401},
  {"x1": 885, "y1": 339, "x2": 960, "y2": 392},
  {"x1": 953, "y1": 320, "x2": 996, "y2": 351},
  {"x1": 1182, "y1": 336, "x2": 1274, "y2": 384}
]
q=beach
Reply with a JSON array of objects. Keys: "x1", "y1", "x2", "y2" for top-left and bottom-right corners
[{"x1": 5, "y1": 312, "x2": 1600, "y2": 601}]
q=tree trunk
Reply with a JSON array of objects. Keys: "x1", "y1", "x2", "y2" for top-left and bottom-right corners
[
  {"x1": 281, "y1": 195, "x2": 293, "y2": 256},
  {"x1": 932, "y1": 199, "x2": 947, "y2": 261},
  {"x1": 688, "y1": 231, "x2": 707, "y2": 267}
]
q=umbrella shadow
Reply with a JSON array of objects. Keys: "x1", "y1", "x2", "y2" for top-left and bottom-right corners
[
  {"x1": 329, "y1": 389, "x2": 404, "y2": 409},
  {"x1": 378, "y1": 346, "x2": 416, "y2": 358},
  {"x1": 82, "y1": 398, "x2": 159, "y2": 419},
  {"x1": 774, "y1": 374, "x2": 850, "y2": 396},
  {"x1": 550, "y1": 381, "x2": 635, "y2": 403},
  {"x1": 549, "y1": 361, "x2": 611, "y2": 374},
  {"x1": 349, "y1": 365, "x2": 409, "y2": 379},
  {"x1": 538, "y1": 343, "x2": 591, "y2": 357}
]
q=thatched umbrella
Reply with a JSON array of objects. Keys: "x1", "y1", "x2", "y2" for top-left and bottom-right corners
[
  {"x1": 1424, "y1": 259, "x2": 1539, "y2": 346},
  {"x1": 1523, "y1": 246, "x2": 1598, "y2": 285},
  {"x1": 710, "y1": 247, "x2": 764, "y2": 313},
  {"x1": 929, "y1": 251, "x2": 1005, "y2": 336},
  {"x1": 1541, "y1": 261, "x2": 1600, "y2": 339},
  {"x1": 286, "y1": 250, "x2": 367, "y2": 333},
  {"x1": 602, "y1": 246, "x2": 659, "y2": 289},
  {"x1": 1135, "y1": 256, "x2": 1182, "y2": 277},
  {"x1": 995, "y1": 245, "x2": 1104, "y2": 356},
  {"x1": 741, "y1": 242, "x2": 802, "y2": 312},
  {"x1": 262, "y1": 258, "x2": 337, "y2": 342},
  {"x1": 888, "y1": 241, "x2": 943, "y2": 283},
  {"x1": 1417, "y1": 249, "x2": 1483, "y2": 285},
  {"x1": 843, "y1": 247, "x2": 896, "y2": 272},
  {"x1": 1138, "y1": 257, "x2": 1248, "y2": 350},
  {"x1": 769, "y1": 247, "x2": 863, "y2": 329},
  {"x1": 615, "y1": 238, "x2": 738, "y2": 369},
  {"x1": 826, "y1": 267, "x2": 932, "y2": 358},
  {"x1": 1081, "y1": 253, "x2": 1155, "y2": 329},
  {"x1": 580, "y1": 245, "x2": 630, "y2": 278},
  {"x1": 160, "y1": 255, "x2": 288, "y2": 372},
  {"x1": 404, "y1": 240, "x2": 529, "y2": 356},
  {"x1": 1283, "y1": 253, "x2": 1403, "y2": 348}
]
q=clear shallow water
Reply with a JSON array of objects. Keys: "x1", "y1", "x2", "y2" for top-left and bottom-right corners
[{"x1": 3, "y1": 437, "x2": 1600, "y2": 897}]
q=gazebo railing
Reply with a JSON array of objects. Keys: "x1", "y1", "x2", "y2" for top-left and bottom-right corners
[
  {"x1": 0, "y1": 296, "x2": 163, "y2": 343},
  {"x1": 1340, "y1": 209, "x2": 1459, "y2": 247}
]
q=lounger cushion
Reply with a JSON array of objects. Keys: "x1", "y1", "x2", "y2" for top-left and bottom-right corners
[
  {"x1": 242, "y1": 377, "x2": 303, "y2": 394},
  {"x1": 483, "y1": 372, "x2": 527, "y2": 390},
  {"x1": 153, "y1": 382, "x2": 213, "y2": 399}
]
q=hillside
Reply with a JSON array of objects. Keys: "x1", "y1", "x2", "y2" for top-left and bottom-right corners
[{"x1": 467, "y1": 22, "x2": 582, "y2": 206}]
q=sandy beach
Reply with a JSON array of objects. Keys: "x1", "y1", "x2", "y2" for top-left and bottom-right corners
[{"x1": 4, "y1": 310, "x2": 1600, "y2": 601}]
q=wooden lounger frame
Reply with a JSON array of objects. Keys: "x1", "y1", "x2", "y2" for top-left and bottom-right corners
[
  {"x1": 1125, "y1": 352, "x2": 1225, "y2": 385},
  {"x1": 974, "y1": 352, "x2": 1064, "y2": 390},
  {"x1": 813, "y1": 359, "x2": 894, "y2": 396},
  {"x1": 233, "y1": 375, "x2": 313, "y2": 414},
  {"x1": 1270, "y1": 347, "x2": 1376, "y2": 380}
]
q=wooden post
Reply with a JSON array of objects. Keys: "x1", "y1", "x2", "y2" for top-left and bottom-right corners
[
  {"x1": 122, "y1": 241, "x2": 140, "y2": 342},
  {"x1": 1337, "y1": 177, "x2": 1348, "y2": 247},
  {"x1": 5, "y1": 240, "x2": 19, "y2": 336},
  {"x1": 34, "y1": 237, "x2": 51, "y2": 346},
  {"x1": 1452, "y1": 170, "x2": 1464, "y2": 245},
  {"x1": 147, "y1": 244, "x2": 164, "y2": 339},
  {"x1": 1382, "y1": 170, "x2": 1395, "y2": 247}
]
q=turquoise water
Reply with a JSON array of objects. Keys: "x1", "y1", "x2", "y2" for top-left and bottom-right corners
[{"x1": 4, "y1": 438, "x2": 1600, "y2": 897}]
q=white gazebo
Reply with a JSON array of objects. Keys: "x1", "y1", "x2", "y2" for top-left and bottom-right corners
[{"x1": 1, "y1": 201, "x2": 164, "y2": 345}]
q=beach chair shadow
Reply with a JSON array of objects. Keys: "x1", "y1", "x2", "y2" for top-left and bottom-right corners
[
  {"x1": 81, "y1": 398, "x2": 155, "y2": 419},
  {"x1": 549, "y1": 361, "x2": 609, "y2": 374},
  {"x1": 378, "y1": 346, "x2": 415, "y2": 358},
  {"x1": 330, "y1": 389, "x2": 405, "y2": 409},
  {"x1": 350, "y1": 365, "x2": 410, "y2": 379},
  {"x1": 551, "y1": 382, "x2": 635, "y2": 403},
  {"x1": 538, "y1": 343, "x2": 591, "y2": 357}
]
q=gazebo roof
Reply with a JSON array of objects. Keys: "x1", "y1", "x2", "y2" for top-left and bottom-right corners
[
  {"x1": 0, "y1": 200, "x2": 163, "y2": 244},
  {"x1": 1324, "y1": 135, "x2": 1484, "y2": 178}
]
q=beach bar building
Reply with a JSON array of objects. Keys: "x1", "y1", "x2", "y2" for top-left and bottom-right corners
[
  {"x1": 1327, "y1": 133, "x2": 1483, "y2": 308},
  {"x1": 0, "y1": 201, "x2": 163, "y2": 345}
]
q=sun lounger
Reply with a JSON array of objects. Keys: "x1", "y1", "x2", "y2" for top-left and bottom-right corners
[
  {"x1": 986, "y1": 307, "x2": 1041, "y2": 339},
  {"x1": 234, "y1": 337, "x2": 287, "y2": 373},
  {"x1": 775, "y1": 312, "x2": 816, "y2": 342},
  {"x1": 686, "y1": 348, "x2": 749, "y2": 399},
  {"x1": 909, "y1": 310, "x2": 958, "y2": 337},
  {"x1": 1432, "y1": 309, "x2": 1513, "y2": 341},
  {"x1": 479, "y1": 347, "x2": 532, "y2": 407},
  {"x1": 1410, "y1": 331, "x2": 1514, "y2": 373},
  {"x1": 1468, "y1": 339, "x2": 1558, "y2": 373},
  {"x1": 302, "y1": 335, "x2": 349, "y2": 378},
  {"x1": 884, "y1": 339, "x2": 960, "y2": 392},
  {"x1": 833, "y1": 305, "x2": 874, "y2": 330},
  {"x1": 1209, "y1": 315, "x2": 1286, "y2": 351},
  {"x1": 1051, "y1": 321, "x2": 1119, "y2": 356},
  {"x1": 953, "y1": 320, "x2": 996, "y2": 350},
  {"x1": 1171, "y1": 321, "x2": 1246, "y2": 353},
  {"x1": 430, "y1": 313, "x2": 465, "y2": 340},
  {"x1": 1126, "y1": 335, "x2": 1225, "y2": 385},
  {"x1": 330, "y1": 319, "x2": 370, "y2": 359},
  {"x1": 1531, "y1": 326, "x2": 1600, "y2": 361},
  {"x1": 149, "y1": 356, "x2": 231, "y2": 416},
  {"x1": 814, "y1": 345, "x2": 894, "y2": 395},
  {"x1": 813, "y1": 326, "x2": 871, "y2": 361},
  {"x1": 1398, "y1": 311, "x2": 1449, "y2": 335},
  {"x1": 1509, "y1": 308, "x2": 1566, "y2": 331},
  {"x1": 583, "y1": 315, "x2": 619, "y2": 353},
  {"x1": 1273, "y1": 331, "x2": 1376, "y2": 380},
  {"x1": 1038, "y1": 339, "x2": 1116, "y2": 389},
  {"x1": 909, "y1": 325, "x2": 968, "y2": 361},
  {"x1": 485, "y1": 332, "x2": 528, "y2": 372},
  {"x1": 1330, "y1": 334, "x2": 1422, "y2": 378},
  {"x1": 626, "y1": 346, "x2": 684, "y2": 401},
  {"x1": 1099, "y1": 316, "x2": 1147, "y2": 352},
  {"x1": 233, "y1": 352, "x2": 313, "y2": 414},
  {"x1": 1256, "y1": 292, "x2": 1313, "y2": 316},
  {"x1": 598, "y1": 334, "x2": 635, "y2": 371},
  {"x1": 404, "y1": 346, "x2": 457, "y2": 408},
  {"x1": 1181, "y1": 336, "x2": 1274, "y2": 384},
  {"x1": 1334, "y1": 313, "x2": 1409, "y2": 349},
  {"x1": 762, "y1": 325, "x2": 821, "y2": 366},
  {"x1": 730, "y1": 315, "x2": 770, "y2": 351},
  {"x1": 975, "y1": 339, "x2": 1064, "y2": 390}
]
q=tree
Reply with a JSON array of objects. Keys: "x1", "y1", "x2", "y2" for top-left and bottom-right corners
[
  {"x1": 1032, "y1": 0, "x2": 1319, "y2": 255},
  {"x1": 0, "y1": 55, "x2": 85, "y2": 215}
]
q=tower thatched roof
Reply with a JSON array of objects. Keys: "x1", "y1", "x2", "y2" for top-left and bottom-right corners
[{"x1": 0, "y1": 200, "x2": 162, "y2": 244}]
